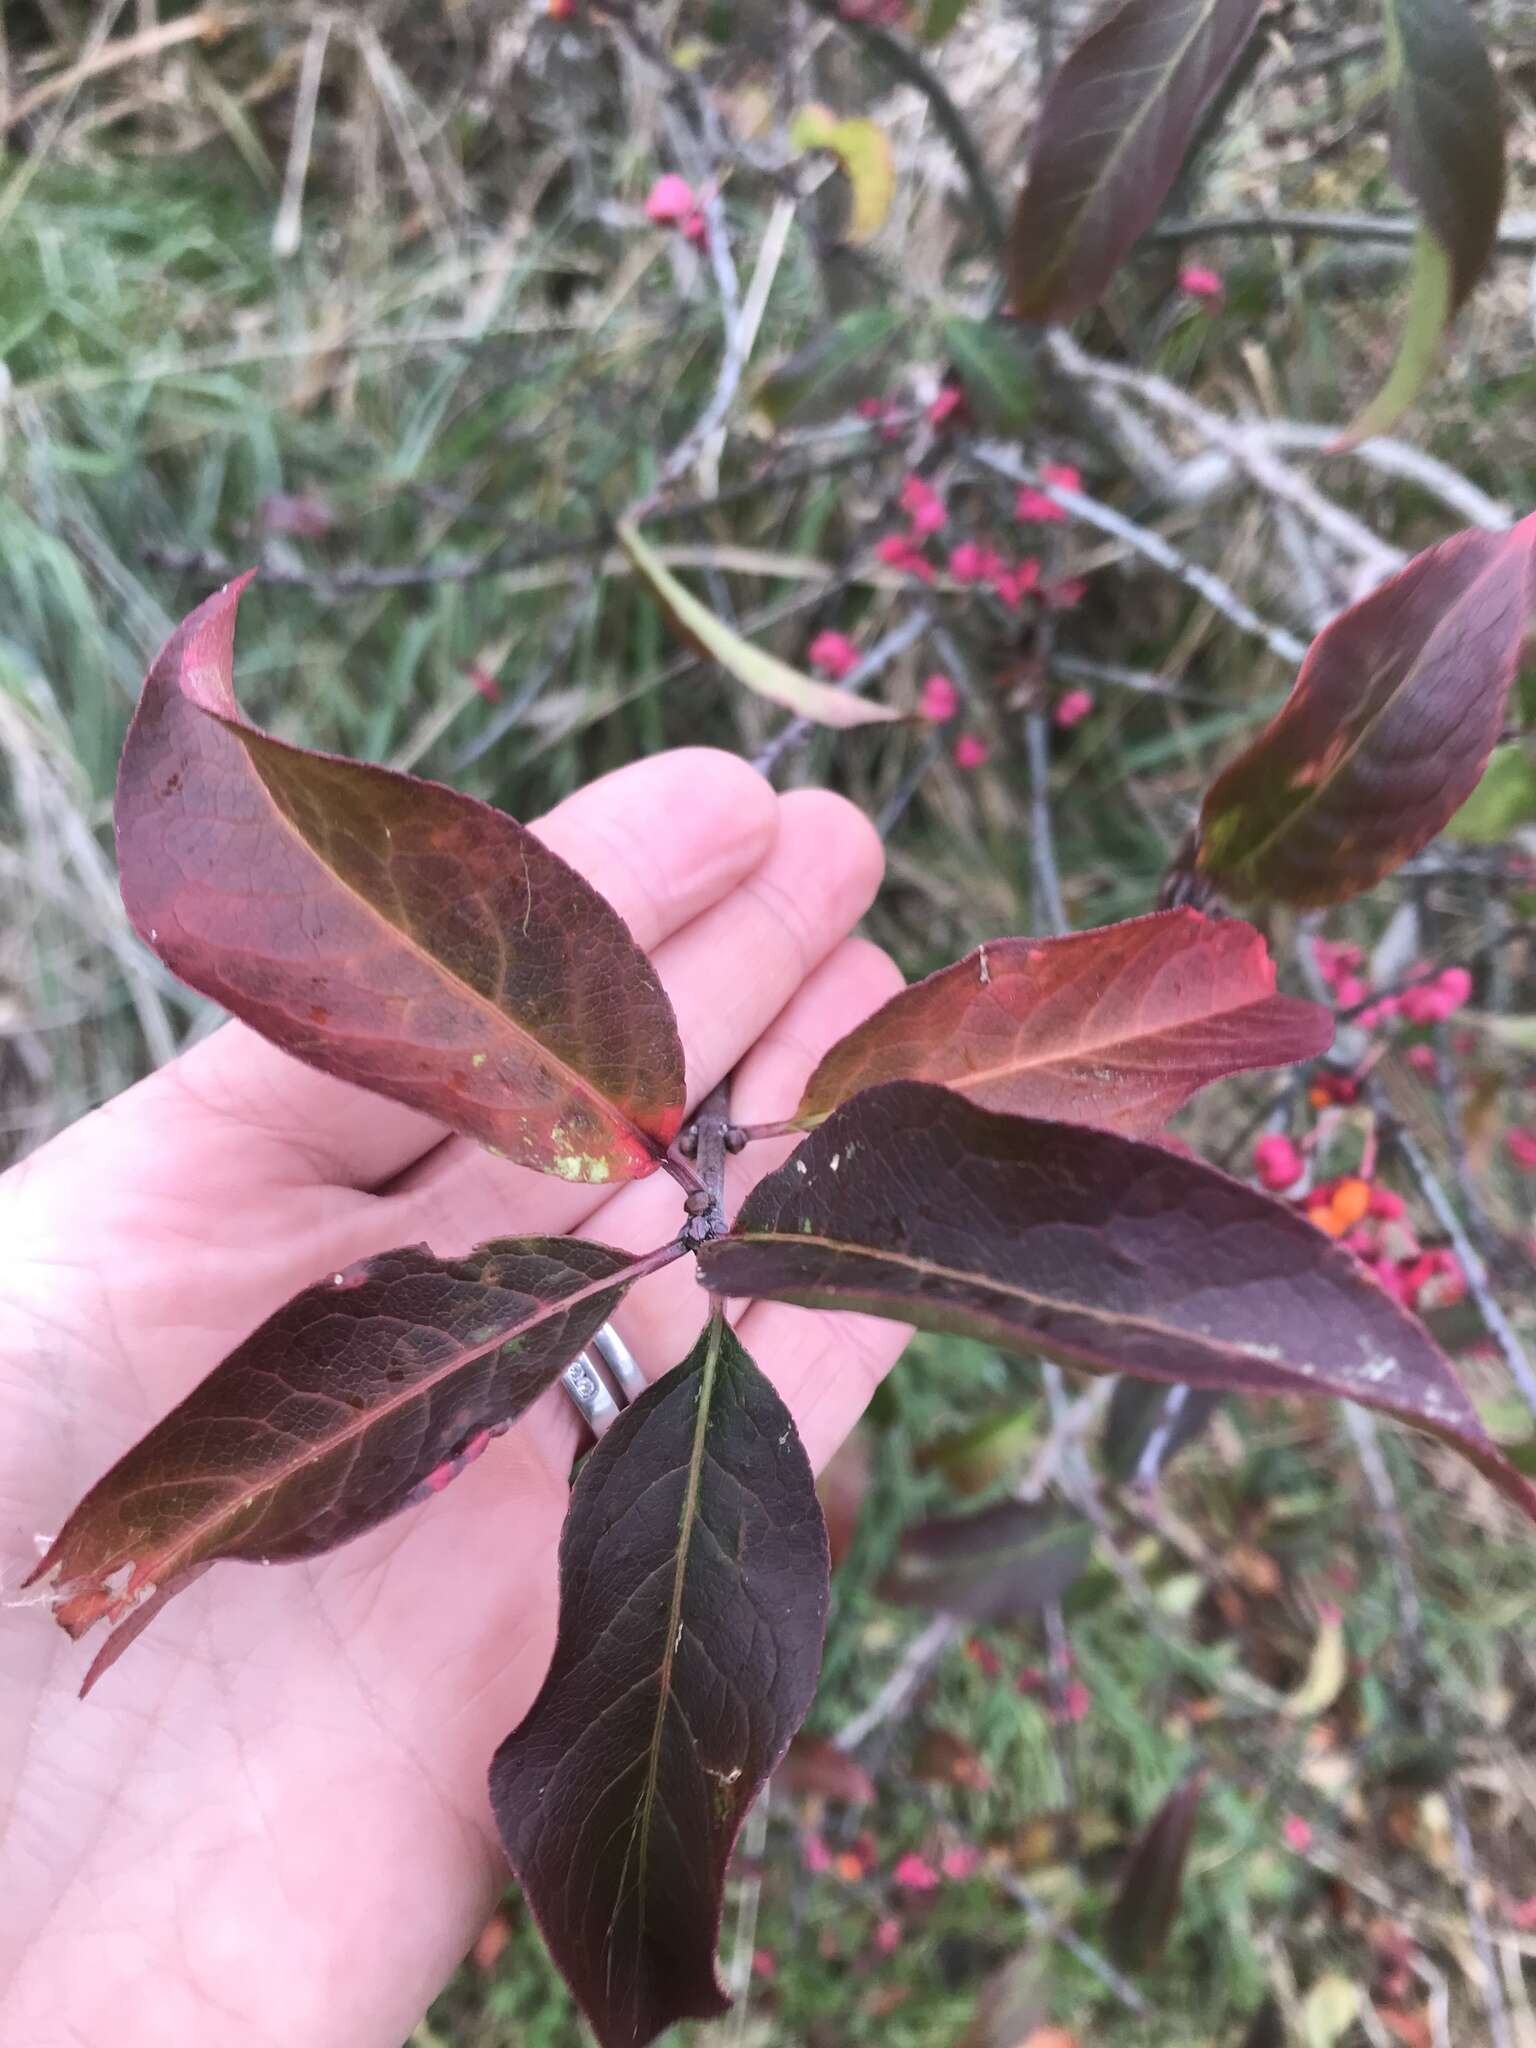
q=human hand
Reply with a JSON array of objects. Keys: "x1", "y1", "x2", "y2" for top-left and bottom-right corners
[{"x1": 0, "y1": 749, "x2": 908, "y2": 2048}]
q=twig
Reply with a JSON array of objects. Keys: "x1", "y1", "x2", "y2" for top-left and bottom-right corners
[
  {"x1": 970, "y1": 443, "x2": 1309, "y2": 664},
  {"x1": 1051, "y1": 652, "x2": 1219, "y2": 703},
  {"x1": 832, "y1": 1614, "x2": 958, "y2": 1753},
  {"x1": 1365, "y1": 1083, "x2": 1536, "y2": 1424},
  {"x1": 1150, "y1": 210, "x2": 1536, "y2": 256},
  {"x1": 684, "y1": 1077, "x2": 735, "y2": 1246},
  {"x1": 146, "y1": 442, "x2": 880, "y2": 596},
  {"x1": 1167, "y1": 422, "x2": 1512, "y2": 533},
  {"x1": 995, "y1": 1874, "x2": 1151, "y2": 2018},
  {"x1": 1343, "y1": 1407, "x2": 1513, "y2": 2048},
  {"x1": 1025, "y1": 710, "x2": 1069, "y2": 937},
  {"x1": 725, "y1": 1784, "x2": 771, "y2": 2022},
  {"x1": 1043, "y1": 330, "x2": 1405, "y2": 584},
  {"x1": 270, "y1": 16, "x2": 330, "y2": 260}
]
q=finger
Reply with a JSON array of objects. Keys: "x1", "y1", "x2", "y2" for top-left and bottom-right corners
[
  {"x1": 735, "y1": 1300, "x2": 911, "y2": 1473},
  {"x1": 381, "y1": 791, "x2": 886, "y2": 1253},
  {"x1": 71, "y1": 750, "x2": 780, "y2": 1194},
  {"x1": 549, "y1": 934, "x2": 908, "y2": 1447}
]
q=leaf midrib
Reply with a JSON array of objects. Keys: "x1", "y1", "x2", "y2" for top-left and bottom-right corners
[
  {"x1": 836, "y1": 975, "x2": 1300, "y2": 1101},
  {"x1": 623, "y1": 1310, "x2": 725, "y2": 1981}
]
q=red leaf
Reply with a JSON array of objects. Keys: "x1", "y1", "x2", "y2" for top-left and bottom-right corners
[
  {"x1": 778, "y1": 1734, "x2": 878, "y2": 1806},
  {"x1": 1008, "y1": 0, "x2": 1266, "y2": 322},
  {"x1": 490, "y1": 1316, "x2": 829, "y2": 2048},
  {"x1": 699, "y1": 1083, "x2": 1536, "y2": 1523},
  {"x1": 116, "y1": 577, "x2": 685, "y2": 1181},
  {"x1": 28, "y1": 1237, "x2": 652, "y2": 1686},
  {"x1": 790, "y1": 911, "x2": 1331, "y2": 1135},
  {"x1": 1197, "y1": 518, "x2": 1536, "y2": 906}
]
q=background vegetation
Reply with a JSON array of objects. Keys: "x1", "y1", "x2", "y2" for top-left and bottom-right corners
[{"x1": 4, "y1": 3, "x2": 1536, "y2": 2043}]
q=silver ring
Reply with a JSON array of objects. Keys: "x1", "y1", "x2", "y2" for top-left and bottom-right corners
[{"x1": 559, "y1": 1324, "x2": 645, "y2": 1439}]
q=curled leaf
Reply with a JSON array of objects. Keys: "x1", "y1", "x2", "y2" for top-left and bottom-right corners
[
  {"x1": 617, "y1": 520, "x2": 903, "y2": 729},
  {"x1": 28, "y1": 1238, "x2": 646, "y2": 1690},
  {"x1": 1345, "y1": 0, "x2": 1505, "y2": 442},
  {"x1": 1197, "y1": 516, "x2": 1536, "y2": 906},
  {"x1": 791, "y1": 910, "x2": 1333, "y2": 1134},
  {"x1": 789, "y1": 105, "x2": 895, "y2": 243},
  {"x1": 1008, "y1": 0, "x2": 1266, "y2": 322},
  {"x1": 117, "y1": 578, "x2": 685, "y2": 1182},
  {"x1": 700, "y1": 1082, "x2": 1536, "y2": 1523},
  {"x1": 490, "y1": 1316, "x2": 828, "y2": 2048}
]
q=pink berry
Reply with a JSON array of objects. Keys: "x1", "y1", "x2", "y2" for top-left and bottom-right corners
[
  {"x1": 1014, "y1": 489, "x2": 1067, "y2": 524},
  {"x1": 919, "y1": 674, "x2": 959, "y2": 722},
  {"x1": 892, "y1": 1853, "x2": 940, "y2": 1892},
  {"x1": 948, "y1": 541, "x2": 987, "y2": 583},
  {"x1": 1436, "y1": 967, "x2": 1473, "y2": 1011},
  {"x1": 1040, "y1": 462, "x2": 1082, "y2": 492},
  {"x1": 1368, "y1": 1188, "x2": 1406, "y2": 1221},
  {"x1": 899, "y1": 474, "x2": 946, "y2": 534},
  {"x1": 645, "y1": 173, "x2": 696, "y2": 225},
  {"x1": 1508, "y1": 1128, "x2": 1536, "y2": 1173},
  {"x1": 1179, "y1": 265, "x2": 1224, "y2": 303},
  {"x1": 1282, "y1": 1815, "x2": 1314, "y2": 1853},
  {"x1": 807, "y1": 630, "x2": 859, "y2": 680},
  {"x1": 953, "y1": 733, "x2": 990, "y2": 770},
  {"x1": 1054, "y1": 688, "x2": 1095, "y2": 729},
  {"x1": 1254, "y1": 1134, "x2": 1304, "y2": 1191}
]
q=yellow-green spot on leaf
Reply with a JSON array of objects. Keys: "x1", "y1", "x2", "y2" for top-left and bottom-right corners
[{"x1": 471, "y1": 1052, "x2": 488, "y2": 1069}]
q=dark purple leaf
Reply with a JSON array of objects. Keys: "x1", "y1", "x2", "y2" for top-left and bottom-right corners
[
  {"x1": 1106, "y1": 1770, "x2": 1208, "y2": 1969},
  {"x1": 29, "y1": 1237, "x2": 651, "y2": 1688},
  {"x1": 882, "y1": 1499, "x2": 1092, "y2": 1622},
  {"x1": 1008, "y1": 0, "x2": 1266, "y2": 322},
  {"x1": 699, "y1": 1083, "x2": 1536, "y2": 1523},
  {"x1": 1197, "y1": 517, "x2": 1536, "y2": 906},
  {"x1": 116, "y1": 577, "x2": 686, "y2": 1181},
  {"x1": 490, "y1": 1315, "x2": 829, "y2": 2048}
]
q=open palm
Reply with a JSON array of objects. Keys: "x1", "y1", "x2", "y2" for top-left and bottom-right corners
[{"x1": 0, "y1": 749, "x2": 908, "y2": 2048}]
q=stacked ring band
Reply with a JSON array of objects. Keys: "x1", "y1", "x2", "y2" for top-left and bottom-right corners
[{"x1": 558, "y1": 1323, "x2": 645, "y2": 1438}]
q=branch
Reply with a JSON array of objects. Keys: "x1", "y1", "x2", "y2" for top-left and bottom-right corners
[
  {"x1": 1044, "y1": 329, "x2": 1405, "y2": 583},
  {"x1": 969, "y1": 442, "x2": 1310, "y2": 663},
  {"x1": 1150, "y1": 209, "x2": 1536, "y2": 256},
  {"x1": 1366, "y1": 1085, "x2": 1536, "y2": 1426}
]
